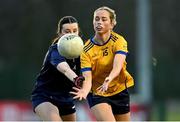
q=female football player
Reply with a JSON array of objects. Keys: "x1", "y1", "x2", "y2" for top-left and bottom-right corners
[
  {"x1": 31, "y1": 16, "x2": 84, "y2": 121},
  {"x1": 70, "y1": 6, "x2": 134, "y2": 121}
]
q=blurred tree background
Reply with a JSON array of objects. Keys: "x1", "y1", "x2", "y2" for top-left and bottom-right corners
[{"x1": 0, "y1": 0, "x2": 179, "y2": 119}]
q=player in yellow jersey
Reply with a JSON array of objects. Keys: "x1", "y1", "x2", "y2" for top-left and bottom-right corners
[{"x1": 70, "y1": 6, "x2": 134, "y2": 121}]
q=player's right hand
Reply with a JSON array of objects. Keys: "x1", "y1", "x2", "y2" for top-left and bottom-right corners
[{"x1": 69, "y1": 87, "x2": 87, "y2": 101}]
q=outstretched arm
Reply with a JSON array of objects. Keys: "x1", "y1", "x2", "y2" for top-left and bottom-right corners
[
  {"x1": 96, "y1": 54, "x2": 126, "y2": 93},
  {"x1": 57, "y1": 61, "x2": 79, "y2": 82},
  {"x1": 108, "y1": 54, "x2": 126, "y2": 81}
]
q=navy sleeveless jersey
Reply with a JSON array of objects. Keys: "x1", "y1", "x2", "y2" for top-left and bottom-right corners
[{"x1": 32, "y1": 44, "x2": 80, "y2": 93}]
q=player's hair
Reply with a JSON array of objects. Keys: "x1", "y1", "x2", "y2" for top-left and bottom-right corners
[
  {"x1": 94, "y1": 6, "x2": 117, "y2": 26},
  {"x1": 57, "y1": 16, "x2": 78, "y2": 35},
  {"x1": 52, "y1": 16, "x2": 79, "y2": 44}
]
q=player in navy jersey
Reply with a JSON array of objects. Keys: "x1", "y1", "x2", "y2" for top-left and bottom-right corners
[{"x1": 31, "y1": 16, "x2": 84, "y2": 121}]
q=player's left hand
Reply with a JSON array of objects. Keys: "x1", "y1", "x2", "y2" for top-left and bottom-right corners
[{"x1": 96, "y1": 76, "x2": 112, "y2": 94}]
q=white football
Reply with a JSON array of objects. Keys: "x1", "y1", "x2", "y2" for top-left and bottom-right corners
[{"x1": 57, "y1": 33, "x2": 84, "y2": 59}]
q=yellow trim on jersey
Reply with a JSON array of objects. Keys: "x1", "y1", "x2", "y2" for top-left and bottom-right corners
[{"x1": 81, "y1": 31, "x2": 134, "y2": 97}]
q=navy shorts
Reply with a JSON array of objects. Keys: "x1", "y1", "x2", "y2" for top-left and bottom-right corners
[
  {"x1": 87, "y1": 89, "x2": 130, "y2": 114},
  {"x1": 31, "y1": 90, "x2": 76, "y2": 116}
]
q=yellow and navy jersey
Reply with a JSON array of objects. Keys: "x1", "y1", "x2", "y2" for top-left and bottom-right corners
[{"x1": 81, "y1": 31, "x2": 134, "y2": 97}]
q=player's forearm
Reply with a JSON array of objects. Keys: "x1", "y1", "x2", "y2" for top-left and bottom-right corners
[
  {"x1": 108, "y1": 54, "x2": 126, "y2": 82},
  {"x1": 63, "y1": 68, "x2": 77, "y2": 82},
  {"x1": 82, "y1": 71, "x2": 92, "y2": 95},
  {"x1": 108, "y1": 67, "x2": 122, "y2": 81},
  {"x1": 82, "y1": 80, "x2": 92, "y2": 96},
  {"x1": 57, "y1": 62, "x2": 77, "y2": 82}
]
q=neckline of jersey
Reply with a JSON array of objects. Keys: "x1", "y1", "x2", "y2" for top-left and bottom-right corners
[{"x1": 90, "y1": 34, "x2": 112, "y2": 46}]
